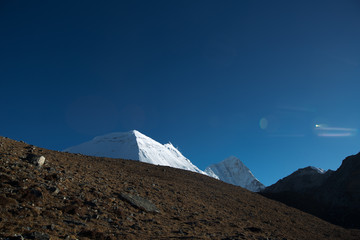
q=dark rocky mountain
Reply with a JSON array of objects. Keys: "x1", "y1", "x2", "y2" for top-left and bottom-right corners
[
  {"x1": 262, "y1": 153, "x2": 360, "y2": 229},
  {"x1": 263, "y1": 166, "x2": 333, "y2": 193}
]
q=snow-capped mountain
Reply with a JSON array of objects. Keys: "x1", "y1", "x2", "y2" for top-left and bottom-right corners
[
  {"x1": 64, "y1": 130, "x2": 207, "y2": 175},
  {"x1": 205, "y1": 156, "x2": 265, "y2": 192}
]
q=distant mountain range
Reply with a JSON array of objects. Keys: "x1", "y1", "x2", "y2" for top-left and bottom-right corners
[
  {"x1": 262, "y1": 153, "x2": 360, "y2": 228},
  {"x1": 65, "y1": 130, "x2": 264, "y2": 192}
]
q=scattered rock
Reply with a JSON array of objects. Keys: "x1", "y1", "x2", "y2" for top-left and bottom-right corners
[
  {"x1": 23, "y1": 232, "x2": 50, "y2": 240},
  {"x1": 64, "y1": 235, "x2": 78, "y2": 240},
  {"x1": 84, "y1": 200, "x2": 97, "y2": 207},
  {"x1": 62, "y1": 202, "x2": 81, "y2": 215},
  {"x1": 48, "y1": 186, "x2": 60, "y2": 195},
  {"x1": 43, "y1": 224, "x2": 55, "y2": 230},
  {"x1": 0, "y1": 173, "x2": 13, "y2": 182},
  {"x1": 118, "y1": 192, "x2": 160, "y2": 213},
  {"x1": 6, "y1": 180, "x2": 22, "y2": 188},
  {"x1": 245, "y1": 227, "x2": 262, "y2": 233},
  {"x1": 0, "y1": 194, "x2": 18, "y2": 207},
  {"x1": 77, "y1": 229, "x2": 108, "y2": 239},
  {"x1": 27, "y1": 154, "x2": 46, "y2": 167},
  {"x1": 26, "y1": 145, "x2": 36, "y2": 153},
  {"x1": 130, "y1": 223, "x2": 141, "y2": 230},
  {"x1": 44, "y1": 173, "x2": 59, "y2": 181},
  {"x1": 3, "y1": 235, "x2": 24, "y2": 240},
  {"x1": 21, "y1": 188, "x2": 43, "y2": 203},
  {"x1": 63, "y1": 219, "x2": 87, "y2": 226}
]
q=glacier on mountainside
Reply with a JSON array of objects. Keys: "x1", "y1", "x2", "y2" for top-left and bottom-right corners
[
  {"x1": 64, "y1": 130, "x2": 207, "y2": 175},
  {"x1": 205, "y1": 156, "x2": 265, "y2": 192}
]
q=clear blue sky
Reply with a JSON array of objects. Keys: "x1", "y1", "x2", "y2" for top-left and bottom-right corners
[{"x1": 1, "y1": 0, "x2": 360, "y2": 186}]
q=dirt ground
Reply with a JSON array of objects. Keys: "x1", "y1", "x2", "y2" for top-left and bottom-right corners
[{"x1": 1, "y1": 136, "x2": 359, "y2": 240}]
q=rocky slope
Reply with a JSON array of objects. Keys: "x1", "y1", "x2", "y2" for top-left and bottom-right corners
[
  {"x1": 1, "y1": 136, "x2": 359, "y2": 239},
  {"x1": 205, "y1": 156, "x2": 265, "y2": 192},
  {"x1": 262, "y1": 153, "x2": 360, "y2": 229}
]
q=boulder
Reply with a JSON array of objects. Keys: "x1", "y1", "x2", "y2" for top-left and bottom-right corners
[
  {"x1": 118, "y1": 192, "x2": 160, "y2": 213},
  {"x1": 27, "y1": 154, "x2": 46, "y2": 167}
]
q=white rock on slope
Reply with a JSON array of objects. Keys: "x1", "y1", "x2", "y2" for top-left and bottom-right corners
[
  {"x1": 64, "y1": 130, "x2": 207, "y2": 175},
  {"x1": 205, "y1": 156, "x2": 265, "y2": 192}
]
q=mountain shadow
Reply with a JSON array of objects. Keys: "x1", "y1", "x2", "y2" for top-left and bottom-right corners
[{"x1": 262, "y1": 153, "x2": 360, "y2": 229}]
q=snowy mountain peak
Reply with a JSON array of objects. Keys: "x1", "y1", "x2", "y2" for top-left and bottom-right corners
[
  {"x1": 92, "y1": 130, "x2": 136, "y2": 141},
  {"x1": 221, "y1": 156, "x2": 247, "y2": 167},
  {"x1": 132, "y1": 129, "x2": 151, "y2": 139},
  {"x1": 64, "y1": 130, "x2": 206, "y2": 176},
  {"x1": 205, "y1": 156, "x2": 265, "y2": 192},
  {"x1": 309, "y1": 166, "x2": 326, "y2": 174},
  {"x1": 164, "y1": 143, "x2": 188, "y2": 161},
  {"x1": 223, "y1": 155, "x2": 241, "y2": 162}
]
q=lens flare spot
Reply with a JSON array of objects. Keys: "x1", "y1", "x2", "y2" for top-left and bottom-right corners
[
  {"x1": 259, "y1": 118, "x2": 268, "y2": 130},
  {"x1": 314, "y1": 124, "x2": 357, "y2": 137}
]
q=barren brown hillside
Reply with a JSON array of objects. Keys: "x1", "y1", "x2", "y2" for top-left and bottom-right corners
[{"x1": 0, "y1": 136, "x2": 359, "y2": 240}]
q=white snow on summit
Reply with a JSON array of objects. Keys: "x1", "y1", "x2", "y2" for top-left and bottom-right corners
[
  {"x1": 309, "y1": 166, "x2": 326, "y2": 174},
  {"x1": 205, "y1": 156, "x2": 265, "y2": 192},
  {"x1": 64, "y1": 130, "x2": 207, "y2": 175}
]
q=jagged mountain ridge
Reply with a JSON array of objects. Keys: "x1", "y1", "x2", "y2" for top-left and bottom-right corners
[
  {"x1": 64, "y1": 130, "x2": 207, "y2": 175},
  {"x1": 263, "y1": 166, "x2": 333, "y2": 193},
  {"x1": 262, "y1": 153, "x2": 360, "y2": 228},
  {"x1": 205, "y1": 156, "x2": 265, "y2": 192}
]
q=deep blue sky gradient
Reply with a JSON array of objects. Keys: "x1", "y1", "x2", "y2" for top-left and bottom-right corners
[{"x1": 1, "y1": 0, "x2": 360, "y2": 185}]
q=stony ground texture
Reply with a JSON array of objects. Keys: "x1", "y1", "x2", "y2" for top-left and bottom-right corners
[{"x1": 0, "y1": 136, "x2": 359, "y2": 240}]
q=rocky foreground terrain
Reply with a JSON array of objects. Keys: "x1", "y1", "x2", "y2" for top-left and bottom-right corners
[{"x1": 1, "y1": 136, "x2": 359, "y2": 240}]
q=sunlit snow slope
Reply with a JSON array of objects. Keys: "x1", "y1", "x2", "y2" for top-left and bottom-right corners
[
  {"x1": 65, "y1": 130, "x2": 207, "y2": 175},
  {"x1": 205, "y1": 156, "x2": 265, "y2": 192}
]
